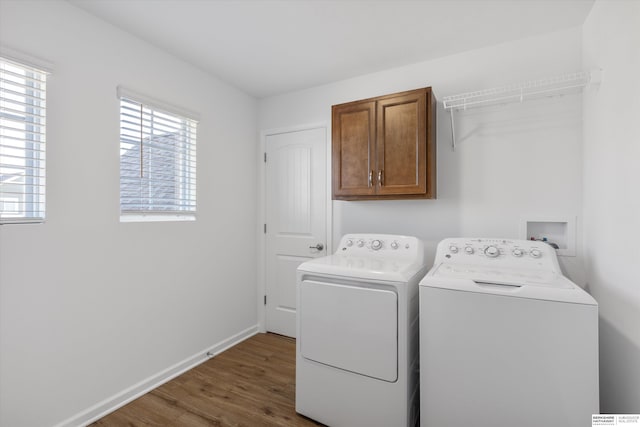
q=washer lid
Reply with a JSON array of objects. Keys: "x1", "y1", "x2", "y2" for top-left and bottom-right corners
[
  {"x1": 298, "y1": 254, "x2": 425, "y2": 282},
  {"x1": 420, "y1": 263, "x2": 597, "y2": 305},
  {"x1": 431, "y1": 263, "x2": 572, "y2": 288}
]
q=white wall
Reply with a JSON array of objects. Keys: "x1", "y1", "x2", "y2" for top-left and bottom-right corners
[
  {"x1": 259, "y1": 27, "x2": 586, "y2": 282},
  {"x1": 583, "y1": 0, "x2": 640, "y2": 414},
  {"x1": 0, "y1": 1, "x2": 258, "y2": 426}
]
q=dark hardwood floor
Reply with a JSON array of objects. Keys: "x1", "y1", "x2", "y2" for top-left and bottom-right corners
[{"x1": 91, "y1": 333, "x2": 323, "y2": 426}]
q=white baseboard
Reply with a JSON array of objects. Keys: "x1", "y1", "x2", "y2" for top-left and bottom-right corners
[{"x1": 54, "y1": 325, "x2": 259, "y2": 427}]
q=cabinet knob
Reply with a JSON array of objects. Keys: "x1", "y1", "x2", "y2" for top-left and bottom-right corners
[
  {"x1": 378, "y1": 170, "x2": 384, "y2": 186},
  {"x1": 368, "y1": 170, "x2": 373, "y2": 187}
]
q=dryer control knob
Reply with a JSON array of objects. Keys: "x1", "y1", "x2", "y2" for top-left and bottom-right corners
[
  {"x1": 512, "y1": 248, "x2": 524, "y2": 257},
  {"x1": 449, "y1": 245, "x2": 459, "y2": 253},
  {"x1": 484, "y1": 246, "x2": 500, "y2": 258},
  {"x1": 357, "y1": 240, "x2": 365, "y2": 247},
  {"x1": 530, "y1": 248, "x2": 542, "y2": 258},
  {"x1": 371, "y1": 239, "x2": 382, "y2": 250},
  {"x1": 465, "y1": 246, "x2": 474, "y2": 254},
  {"x1": 346, "y1": 239, "x2": 353, "y2": 247},
  {"x1": 391, "y1": 241, "x2": 399, "y2": 250}
]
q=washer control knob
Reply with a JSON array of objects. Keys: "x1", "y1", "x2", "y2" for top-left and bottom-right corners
[
  {"x1": 530, "y1": 248, "x2": 542, "y2": 258},
  {"x1": 346, "y1": 239, "x2": 353, "y2": 247},
  {"x1": 357, "y1": 239, "x2": 365, "y2": 247},
  {"x1": 512, "y1": 248, "x2": 524, "y2": 257},
  {"x1": 464, "y1": 246, "x2": 474, "y2": 254},
  {"x1": 484, "y1": 246, "x2": 500, "y2": 258},
  {"x1": 390, "y1": 241, "x2": 399, "y2": 250},
  {"x1": 371, "y1": 239, "x2": 382, "y2": 250},
  {"x1": 449, "y1": 245, "x2": 459, "y2": 254}
]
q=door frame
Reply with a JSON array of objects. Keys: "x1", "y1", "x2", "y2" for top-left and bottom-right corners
[{"x1": 257, "y1": 122, "x2": 332, "y2": 333}]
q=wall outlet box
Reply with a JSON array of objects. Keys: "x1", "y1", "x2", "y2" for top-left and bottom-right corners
[{"x1": 520, "y1": 216, "x2": 576, "y2": 257}]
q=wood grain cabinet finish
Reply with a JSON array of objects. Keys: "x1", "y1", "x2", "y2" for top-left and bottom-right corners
[{"x1": 332, "y1": 87, "x2": 436, "y2": 200}]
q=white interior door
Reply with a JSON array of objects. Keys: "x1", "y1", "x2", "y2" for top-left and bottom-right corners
[{"x1": 265, "y1": 127, "x2": 327, "y2": 337}]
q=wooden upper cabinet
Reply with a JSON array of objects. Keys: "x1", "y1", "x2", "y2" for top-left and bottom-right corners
[
  {"x1": 332, "y1": 87, "x2": 436, "y2": 200},
  {"x1": 332, "y1": 101, "x2": 376, "y2": 197}
]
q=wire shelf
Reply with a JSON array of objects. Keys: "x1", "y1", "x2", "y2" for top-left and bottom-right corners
[
  {"x1": 442, "y1": 69, "x2": 601, "y2": 150},
  {"x1": 443, "y1": 70, "x2": 598, "y2": 111}
]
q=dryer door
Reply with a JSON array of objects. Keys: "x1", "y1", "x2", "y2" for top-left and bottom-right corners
[{"x1": 299, "y1": 280, "x2": 398, "y2": 382}]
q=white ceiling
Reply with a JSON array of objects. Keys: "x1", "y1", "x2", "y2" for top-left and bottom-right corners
[{"x1": 68, "y1": 0, "x2": 595, "y2": 98}]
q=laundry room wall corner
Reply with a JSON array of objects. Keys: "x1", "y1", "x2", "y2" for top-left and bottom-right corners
[{"x1": 582, "y1": 0, "x2": 640, "y2": 414}]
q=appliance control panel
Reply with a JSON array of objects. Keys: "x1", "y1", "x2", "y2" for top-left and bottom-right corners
[
  {"x1": 337, "y1": 234, "x2": 424, "y2": 260},
  {"x1": 434, "y1": 238, "x2": 561, "y2": 273}
]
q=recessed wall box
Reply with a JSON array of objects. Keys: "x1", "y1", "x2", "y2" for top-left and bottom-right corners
[{"x1": 520, "y1": 216, "x2": 576, "y2": 257}]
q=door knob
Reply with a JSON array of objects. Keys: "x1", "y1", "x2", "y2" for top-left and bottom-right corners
[{"x1": 309, "y1": 243, "x2": 324, "y2": 251}]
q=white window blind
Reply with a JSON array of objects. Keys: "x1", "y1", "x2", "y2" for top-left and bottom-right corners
[
  {"x1": 119, "y1": 92, "x2": 197, "y2": 221},
  {"x1": 0, "y1": 56, "x2": 47, "y2": 224}
]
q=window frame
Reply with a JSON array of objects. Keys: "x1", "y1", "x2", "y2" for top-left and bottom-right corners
[
  {"x1": 0, "y1": 53, "x2": 49, "y2": 225},
  {"x1": 117, "y1": 87, "x2": 199, "y2": 223}
]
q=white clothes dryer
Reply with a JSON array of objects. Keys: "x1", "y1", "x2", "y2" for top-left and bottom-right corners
[
  {"x1": 296, "y1": 234, "x2": 428, "y2": 427},
  {"x1": 419, "y1": 238, "x2": 599, "y2": 427}
]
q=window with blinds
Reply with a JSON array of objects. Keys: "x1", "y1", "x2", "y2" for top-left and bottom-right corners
[
  {"x1": 119, "y1": 92, "x2": 197, "y2": 221},
  {"x1": 0, "y1": 57, "x2": 47, "y2": 224}
]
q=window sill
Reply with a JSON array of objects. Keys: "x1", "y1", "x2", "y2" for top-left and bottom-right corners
[
  {"x1": 0, "y1": 218, "x2": 45, "y2": 225},
  {"x1": 119, "y1": 214, "x2": 196, "y2": 223}
]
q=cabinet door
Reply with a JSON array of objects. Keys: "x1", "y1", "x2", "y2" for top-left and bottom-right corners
[
  {"x1": 376, "y1": 90, "x2": 427, "y2": 196},
  {"x1": 332, "y1": 101, "x2": 376, "y2": 198}
]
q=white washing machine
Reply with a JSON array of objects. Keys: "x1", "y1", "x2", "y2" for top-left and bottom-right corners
[
  {"x1": 296, "y1": 233, "x2": 427, "y2": 427},
  {"x1": 419, "y1": 238, "x2": 599, "y2": 427}
]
